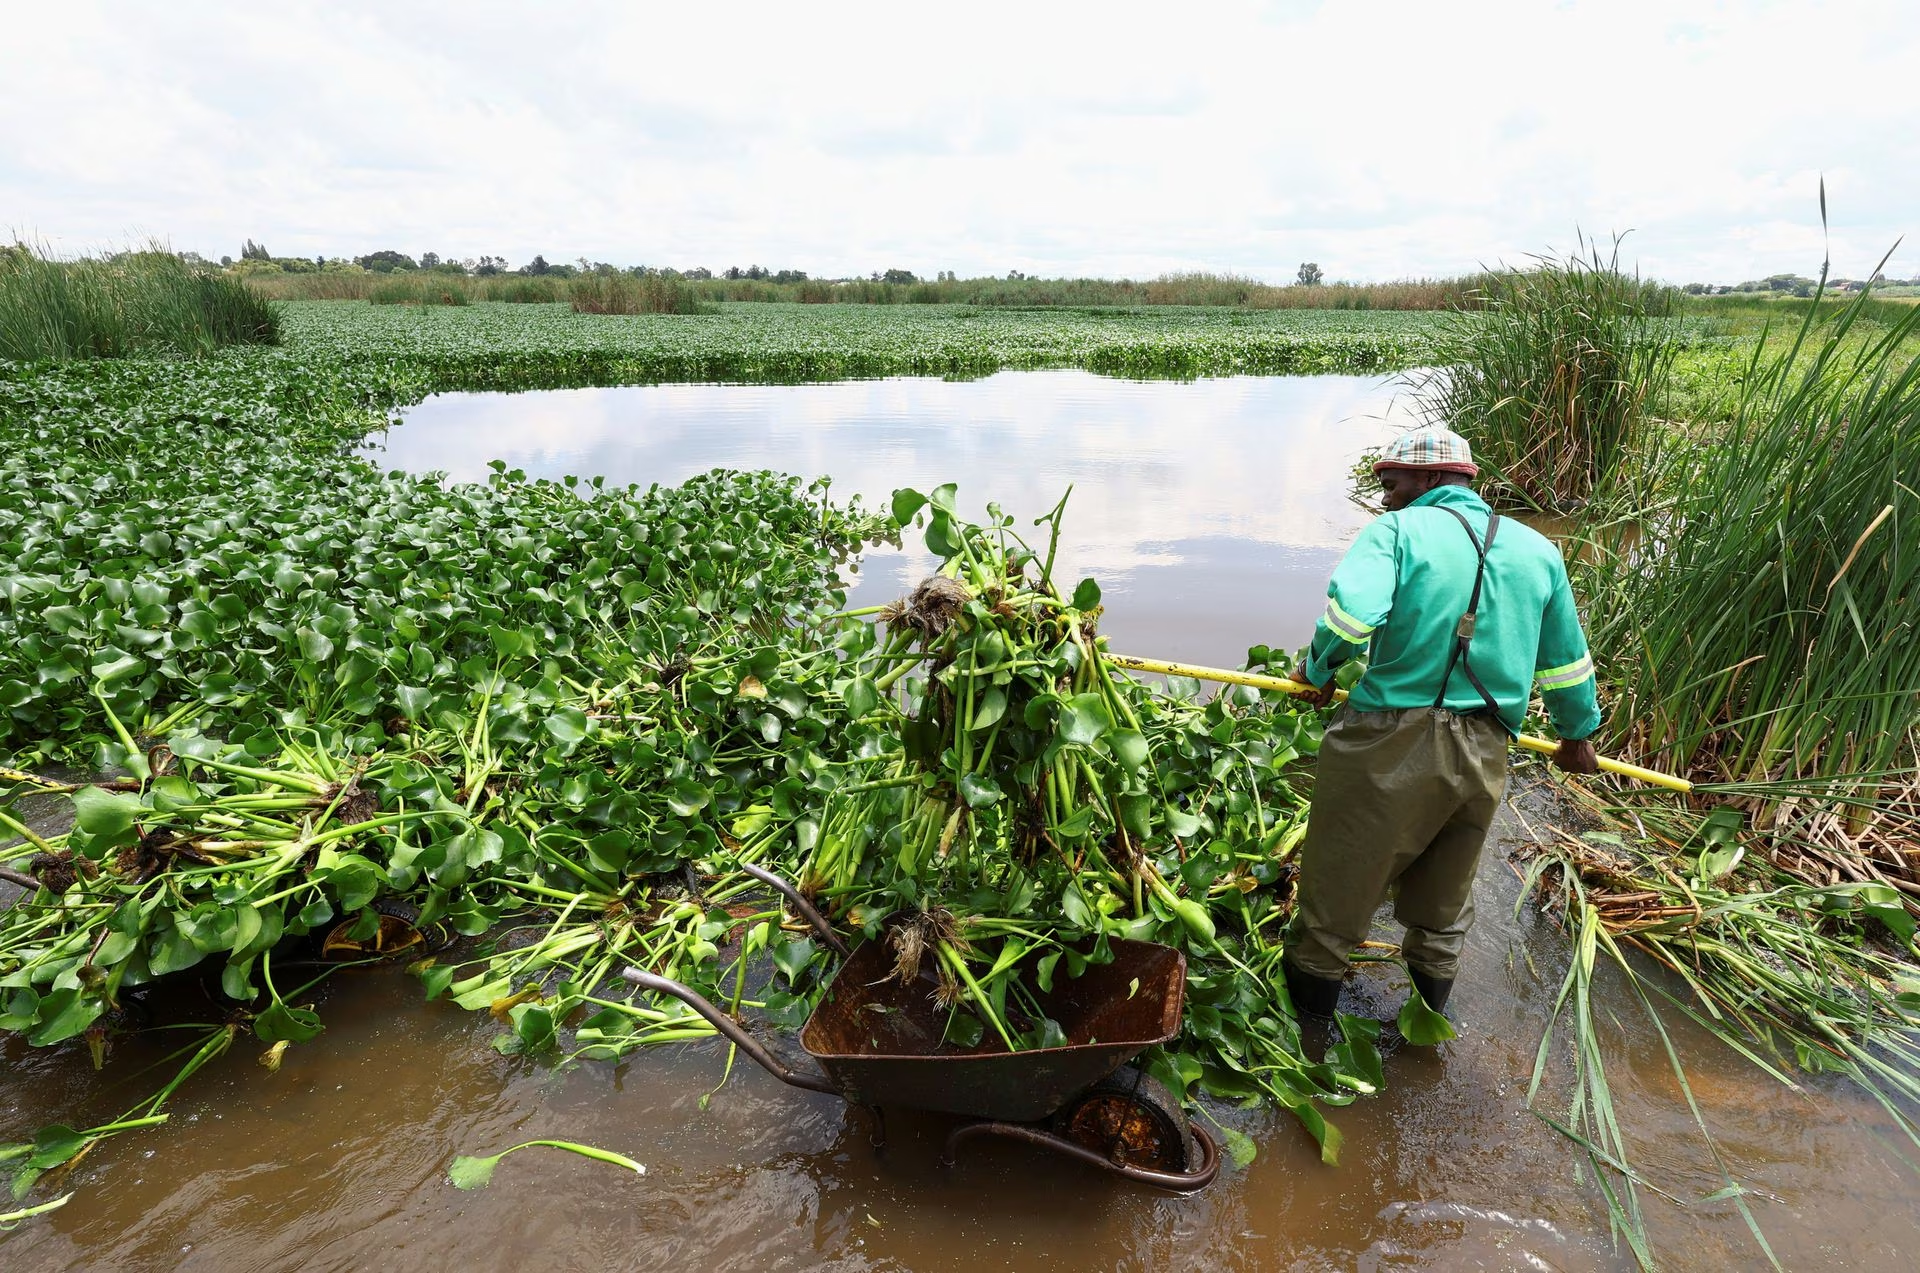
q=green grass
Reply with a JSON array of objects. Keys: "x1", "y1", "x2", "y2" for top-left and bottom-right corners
[
  {"x1": 1683, "y1": 290, "x2": 1920, "y2": 329},
  {"x1": 1660, "y1": 292, "x2": 1920, "y2": 428},
  {"x1": 0, "y1": 244, "x2": 278, "y2": 361}
]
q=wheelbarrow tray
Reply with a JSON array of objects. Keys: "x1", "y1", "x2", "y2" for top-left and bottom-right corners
[{"x1": 797, "y1": 937, "x2": 1186, "y2": 1123}]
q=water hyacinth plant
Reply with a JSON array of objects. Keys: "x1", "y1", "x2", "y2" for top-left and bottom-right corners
[
  {"x1": 0, "y1": 313, "x2": 1376, "y2": 1191},
  {"x1": 0, "y1": 488, "x2": 1375, "y2": 1183},
  {"x1": 754, "y1": 489, "x2": 1373, "y2": 1157},
  {"x1": 447, "y1": 1139, "x2": 644, "y2": 1190},
  {"x1": 269, "y1": 299, "x2": 1447, "y2": 386}
]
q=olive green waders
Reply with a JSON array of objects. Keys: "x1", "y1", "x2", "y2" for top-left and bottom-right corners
[{"x1": 1284, "y1": 706, "x2": 1509, "y2": 983}]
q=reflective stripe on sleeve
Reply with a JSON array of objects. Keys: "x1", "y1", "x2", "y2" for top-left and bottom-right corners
[
  {"x1": 1323, "y1": 598, "x2": 1375, "y2": 645},
  {"x1": 1535, "y1": 655, "x2": 1595, "y2": 691}
]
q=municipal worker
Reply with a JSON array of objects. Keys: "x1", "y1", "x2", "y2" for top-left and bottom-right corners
[{"x1": 1282, "y1": 425, "x2": 1600, "y2": 1036}]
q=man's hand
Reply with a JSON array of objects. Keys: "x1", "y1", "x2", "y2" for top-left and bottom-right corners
[
  {"x1": 1554, "y1": 737, "x2": 1599, "y2": 774},
  {"x1": 1288, "y1": 665, "x2": 1337, "y2": 709}
]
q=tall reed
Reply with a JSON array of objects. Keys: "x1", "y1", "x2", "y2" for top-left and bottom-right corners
[
  {"x1": 568, "y1": 272, "x2": 702, "y2": 315},
  {"x1": 369, "y1": 274, "x2": 471, "y2": 306},
  {"x1": 247, "y1": 268, "x2": 1491, "y2": 312},
  {"x1": 722, "y1": 272, "x2": 1488, "y2": 309},
  {"x1": 244, "y1": 270, "x2": 379, "y2": 301},
  {"x1": 1407, "y1": 239, "x2": 1678, "y2": 512},
  {"x1": 1581, "y1": 285, "x2": 1920, "y2": 796},
  {"x1": 248, "y1": 271, "x2": 572, "y2": 303},
  {"x1": 0, "y1": 244, "x2": 278, "y2": 361},
  {"x1": 484, "y1": 275, "x2": 569, "y2": 304}
]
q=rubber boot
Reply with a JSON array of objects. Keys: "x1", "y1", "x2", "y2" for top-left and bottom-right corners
[
  {"x1": 1377, "y1": 967, "x2": 1457, "y2": 1055},
  {"x1": 1283, "y1": 960, "x2": 1344, "y2": 1059},
  {"x1": 1282, "y1": 959, "x2": 1342, "y2": 1020},
  {"x1": 1409, "y1": 968, "x2": 1454, "y2": 1016}
]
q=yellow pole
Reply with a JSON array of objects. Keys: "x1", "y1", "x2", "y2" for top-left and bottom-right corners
[{"x1": 1102, "y1": 652, "x2": 1693, "y2": 794}]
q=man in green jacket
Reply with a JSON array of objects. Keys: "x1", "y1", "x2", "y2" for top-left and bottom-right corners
[{"x1": 1283, "y1": 425, "x2": 1600, "y2": 1036}]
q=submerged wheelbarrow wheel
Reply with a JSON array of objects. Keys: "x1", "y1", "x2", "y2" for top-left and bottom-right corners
[
  {"x1": 1052, "y1": 1065, "x2": 1197, "y2": 1174},
  {"x1": 318, "y1": 899, "x2": 444, "y2": 963}
]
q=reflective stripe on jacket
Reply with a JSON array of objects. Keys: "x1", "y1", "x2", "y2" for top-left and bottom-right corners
[{"x1": 1303, "y1": 484, "x2": 1601, "y2": 740}]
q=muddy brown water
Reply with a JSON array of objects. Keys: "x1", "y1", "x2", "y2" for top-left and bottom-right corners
[{"x1": 6, "y1": 372, "x2": 1918, "y2": 1269}]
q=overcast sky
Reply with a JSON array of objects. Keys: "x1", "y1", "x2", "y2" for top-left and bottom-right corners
[{"x1": 4, "y1": 1, "x2": 1915, "y2": 284}]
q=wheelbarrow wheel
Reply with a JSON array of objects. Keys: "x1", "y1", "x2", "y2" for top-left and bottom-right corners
[
  {"x1": 318, "y1": 899, "x2": 446, "y2": 963},
  {"x1": 1053, "y1": 1065, "x2": 1197, "y2": 1174}
]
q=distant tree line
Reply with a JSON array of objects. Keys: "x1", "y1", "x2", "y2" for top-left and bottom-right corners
[
  {"x1": 210, "y1": 242, "x2": 1536, "y2": 312},
  {"x1": 215, "y1": 245, "x2": 1355, "y2": 292},
  {"x1": 219, "y1": 242, "x2": 921, "y2": 284},
  {"x1": 1681, "y1": 271, "x2": 1919, "y2": 297},
  {"x1": 190, "y1": 242, "x2": 1920, "y2": 303}
]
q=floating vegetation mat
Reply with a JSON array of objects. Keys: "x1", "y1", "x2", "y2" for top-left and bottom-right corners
[{"x1": 0, "y1": 487, "x2": 1371, "y2": 1197}]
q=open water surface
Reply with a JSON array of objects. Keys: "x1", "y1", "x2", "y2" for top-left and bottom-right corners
[
  {"x1": 362, "y1": 371, "x2": 1425, "y2": 665},
  {"x1": 5, "y1": 371, "x2": 1917, "y2": 1270}
]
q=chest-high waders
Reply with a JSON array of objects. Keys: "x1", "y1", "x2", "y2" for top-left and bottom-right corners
[
  {"x1": 1434, "y1": 507, "x2": 1507, "y2": 727},
  {"x1": 1283, "y1": 502, "x2": 1517, "y2": 1007}
]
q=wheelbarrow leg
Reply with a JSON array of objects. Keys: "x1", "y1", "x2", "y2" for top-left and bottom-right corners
[
  {"x1": 620, "y1": 968, "x2": 839, "y2": 1095},
  {"x1": 943, "y1": 1122, "x2": 1221, "y2": 1192}
]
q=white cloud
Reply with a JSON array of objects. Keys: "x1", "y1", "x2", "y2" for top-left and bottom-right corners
[{"x1": 4, "y1": 0, "x2": 1915, "y2": 282}]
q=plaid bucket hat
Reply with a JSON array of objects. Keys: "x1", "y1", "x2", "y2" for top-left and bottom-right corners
[{"x1": 1373, "y1": 426, "x2": 1477, "y2": 477}]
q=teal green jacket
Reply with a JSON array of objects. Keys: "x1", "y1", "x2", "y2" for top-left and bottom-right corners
[{"x1": 1304, "y1": 485, "x2": 1601, "y2": 740}]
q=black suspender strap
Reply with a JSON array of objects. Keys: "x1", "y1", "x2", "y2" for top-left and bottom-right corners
[{"x1": 1433, "y1": 506, "x2": 1507, "y2": 724}]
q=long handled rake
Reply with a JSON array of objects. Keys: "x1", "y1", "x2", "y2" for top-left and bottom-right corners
[{"x1": 1102, "y1": 653, "x2": 1693, "y2": 790}]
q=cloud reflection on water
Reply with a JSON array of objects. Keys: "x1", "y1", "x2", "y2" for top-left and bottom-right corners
[{"x1": 371, "y1": 370, "x2": 1421, "y2": 665}]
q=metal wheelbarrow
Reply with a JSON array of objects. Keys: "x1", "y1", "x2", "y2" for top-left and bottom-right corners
[{"x1": 622, "y1": 864, "x2": 1219, "y2": 1191}]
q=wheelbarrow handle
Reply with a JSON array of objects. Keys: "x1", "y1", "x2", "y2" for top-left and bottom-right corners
[
  {"x1": 738, "y1": 862, "x2": 850, "y2": 957},
  {"x1": 621, "y1": 967, "x2": 839, "y2": 1096}
]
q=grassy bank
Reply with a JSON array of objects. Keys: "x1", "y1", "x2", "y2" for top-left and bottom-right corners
[
  {"x1": 1582, "y1": 290, "x2": 1920, "y2": 809},
  {"x1": 1682, "y1": 290, "x2": 1920, "y2": 329},
  {"x1": 1663, "y1": 290, "x2": 1920, "y2": 425}
]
